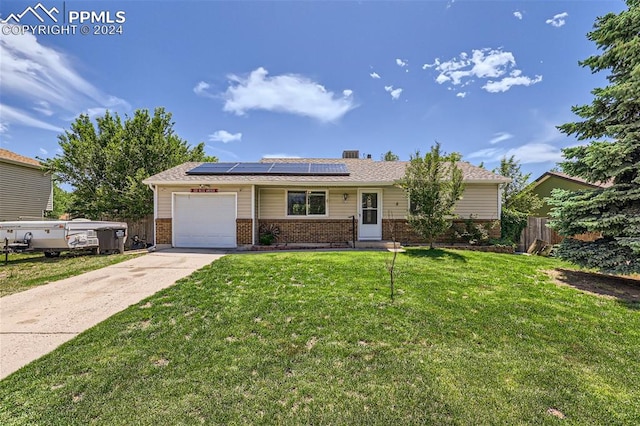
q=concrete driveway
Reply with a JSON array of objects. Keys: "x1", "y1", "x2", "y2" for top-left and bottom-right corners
[{"x1": 0, "y1": 249, "x2": 225, "y2": 380}]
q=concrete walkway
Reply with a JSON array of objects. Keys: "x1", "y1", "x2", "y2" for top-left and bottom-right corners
[{"x1": 0, "y1": 249, "x2": 225, "y2": 379}]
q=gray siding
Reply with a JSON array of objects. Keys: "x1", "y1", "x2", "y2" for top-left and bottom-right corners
[{"x1": 0, "y1": 162, "x2": 53, "y2": 220}]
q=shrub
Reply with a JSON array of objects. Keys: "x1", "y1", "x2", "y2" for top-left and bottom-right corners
[
  {"x1": 258, "y1": 224, "x2": 280, "y2": 246},
  {"x1": 500, "y1": 208, "x2": 528, "y2": 245}
]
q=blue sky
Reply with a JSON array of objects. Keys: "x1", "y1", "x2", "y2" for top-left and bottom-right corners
[{"x1": 0, "y1": 0, "x2": 626, "y2": 180}]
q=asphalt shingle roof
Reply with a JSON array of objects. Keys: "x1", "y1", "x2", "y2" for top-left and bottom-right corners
[
  {"x1": 534, "y1": 171, "x2": 613, "y2": 189},
  {"x1": 144, "y1": 158, "x2": 510, "y2": 186},
  {"x1": 0, "y1": 149, "x2": 42, "y2": 168}
]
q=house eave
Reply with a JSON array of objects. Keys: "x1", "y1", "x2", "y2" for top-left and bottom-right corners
[
  {"x1": 142, "y1": 179, "x2": 395, "y2": 187},
  {"x1": 143, "y1": 178, "x2": 509, "y2": 186},
  {"x1": 0, "y1": 158, "x2": 43, "y2": 170}
]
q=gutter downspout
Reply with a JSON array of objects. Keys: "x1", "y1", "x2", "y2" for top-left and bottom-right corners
[
  {"x1": 147, "y1": 183, "x2": 157, "y2": 247},
  {"x1": 498, "y1": 183, "x2": 503, "y2": 218},
  {"x1": 251, "y1": 185, "x2": 256, "y2": 246}
]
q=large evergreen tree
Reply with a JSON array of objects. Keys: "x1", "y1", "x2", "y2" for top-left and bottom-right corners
[
  {"x1": 43, "y1": 108, "x2": 216, "y2": 220},
  {"x1": 548, "y1": 1, "x2": 640, "y2": 274},
  {"x1": 397, "y1": 143, "x2": 464, "y2": 249}
]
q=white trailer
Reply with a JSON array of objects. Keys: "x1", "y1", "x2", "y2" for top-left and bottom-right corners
[{"x1": 0, "y1": 219, "x2": 127, "y2": 257}]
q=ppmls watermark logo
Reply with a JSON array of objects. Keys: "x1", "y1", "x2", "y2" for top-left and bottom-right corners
[{"x1": 1, "y1": 2, "x2": 126, "y2": 36}]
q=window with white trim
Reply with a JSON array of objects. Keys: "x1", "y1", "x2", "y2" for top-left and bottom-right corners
[{"x1": 287, "y1": 190, "x2": 327, "y2": 216}]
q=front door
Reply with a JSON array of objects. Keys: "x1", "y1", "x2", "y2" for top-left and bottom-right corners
[{"x1": 358, "y1": 190, "x2": 382, "y2": 240}]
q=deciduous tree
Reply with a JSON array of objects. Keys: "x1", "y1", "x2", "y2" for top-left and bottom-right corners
[
  {"x1": 381, "y1": 151, "x2": 400, "y2": 161},
  {"x1": 43, "y1": 108, "x2": 216, "y2": 220},
  {"x1": 397, "y1": 143, "x2": 464, "y2": 248},
  {"x1": 493, "y1": 156, "x2": 542, "y2": 244},
  {"x1": 44, "y1": 181, "x2": 72, "y2": 219}
]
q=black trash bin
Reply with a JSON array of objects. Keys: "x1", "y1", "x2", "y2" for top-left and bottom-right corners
[{"x1": 96, "y1": 227, "x2": 127, "y2": 254}]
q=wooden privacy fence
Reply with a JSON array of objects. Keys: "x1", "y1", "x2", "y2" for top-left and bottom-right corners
[
  {"x1": 518, "y1": 216, "x2": 602, "y2": 252},
  {"x1": 518, "y1": 217, "x2": 562, "y2": 252},
  {"x1": 102, "y1": 214, "x2": 154, "y2": 247}
]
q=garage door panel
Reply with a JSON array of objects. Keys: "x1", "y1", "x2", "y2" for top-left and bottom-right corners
[{"x1": 173, "y1": 194, "x2": 237, "y2": 248}]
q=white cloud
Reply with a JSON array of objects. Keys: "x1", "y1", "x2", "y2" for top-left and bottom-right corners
[
  {"x1": 391, "y1": 89, "x2": 403, "y2": 99},
  {"x1": 482, "y1": 74, "x2": 542, "y2": 93},
  {"x1": 546, "y1": 12, "x2": 568, "y2": 28},
  {"x1": 0, "y1": 31, "x2": 129, "y2": 131},
  {"x1": 456, "y1": 92, "x2": 467, "y2": 98},
  {"x1": 467, "y1": 148, "x2": 502, "y2": 159},
  {"x1": 33, "y1": 100, "x2": 53, "y2": 116},
  {"x1": 504, "y1": 143, "x2": 563, "y2": 164},
  {"x1": 0, "y1": 122, "x2": 8, "y2": 134},
  {"x1": 426, "y1": 48, "x2": 541, "y2": 94},
  {"x1": 396, "y1": 58, "x2": 408, "y2": 68},
  {"x1": 468, "y1": 115, "x2": 565, "y2": 165},
  {"x1": 343, "y1": 89, "x2": 353, "y2": 97},
  {"x1": 85, "y1": 107, "x2": 108, "y2": 118},
  {"x1": 468, "y1": 143, "x2": 562, "y2": 164},
  {"x1": 489, "y1": 132, "x2": 514, "y2": 144},
  {"x1": 422, "y1": 59, "x2": 440, "y2": 69},
  {"x1": 369, "y1": 72, "x2": 381, "y2": 79},
  {"x1": 39, "y1": 147, "x2": 48, "y2": 155},
  {"x1": 222, "y1": 67, "x2": 356, "y2": 123},
  {"x1": 513, "y1": 11, "x2": 523, "y2": 20},
  {"x1": 0, "y1": 104, "x2": 64, "y2": 132},
  {"x1": 193, "y1": 81, "x2": 215, "y2": 98},
  {"x1": 209, "y1": 130, "x2": 242, "y2": 143},
  {"x1": 0, "y1": 33, "x2": 131, "y2": 132},
  {"x1": 384, "y1": 85, "x2": 403, "y2": 100}
]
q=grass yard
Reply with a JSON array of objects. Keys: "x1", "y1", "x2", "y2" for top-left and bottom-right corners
[
  {"x1": 0, "y1": 252, "x2": 142, "y2": 297},
  {"x1": 1, "y1": 250, "x2": 639, "y2": 424}
]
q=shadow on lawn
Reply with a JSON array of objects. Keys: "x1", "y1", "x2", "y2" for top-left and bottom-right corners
[
  {"x1": 549, "y1": 268, "x2": 640, "y2": 309},
  {"x1": 402, "y1": 248, "x2": 467, "y2": 263}
]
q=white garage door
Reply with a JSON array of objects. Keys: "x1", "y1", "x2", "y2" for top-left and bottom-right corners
[{"x1": 173, "y1": 193, "x2": 237, "y2": 248}]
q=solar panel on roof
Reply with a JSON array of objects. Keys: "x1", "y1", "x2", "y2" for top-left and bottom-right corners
[
  {"x1": 186, "y1": 162, "x2": 349, "y2": 176},
  {"x1": 270, "y1": 163, "x2": 311, "y2": 173},
  {"x1": 186, "y1": 163, "x2": 236, "y2": 174},
  {"x1": 230, "y1": 163, "x2": 272, "y2": 173},
  {"x1": 310, "y1": 163, "x2": 348, "y2": 174}
]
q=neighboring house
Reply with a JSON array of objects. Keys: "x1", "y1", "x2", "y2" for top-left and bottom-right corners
[
  {"x1": 518, "y1": 170, "x2": 611, "y2": 250},
  {"x1": 143, "y1": 151, "x2": 510, "y2": 249},
  {"x1": 530, "y1": 171, "x2": 612, "y2": 217},
  {"x1": 0, "y1": 149, "x2": 53, "y2": 221}
]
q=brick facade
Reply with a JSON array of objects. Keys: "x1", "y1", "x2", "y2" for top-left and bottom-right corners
[
  {"x1": 258, "y1": 219, "x2": 355, "y2": 244},
  {"x1": 156, "y1": 218, "x2": 172, "y2": 245},
  {"x1": 155, "y1": 218, "x2": 254, "y2": 246},
  {"x1": 236, "y1": 219, "x2": 253, "y2": 245},
  {"x1": 158, "y1": 217, "x2": 501, "y2": 246},
  {"x1": 383, "y1": 219, "x2": 501, "y2": 244}
]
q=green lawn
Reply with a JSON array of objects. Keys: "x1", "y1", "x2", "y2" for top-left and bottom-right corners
[
  {"x1": 1, "y1": 250, "x2": 639, "y2": 424},
  {"x1": 0, "y1": 251, "x2": 143, "y2": 297}
]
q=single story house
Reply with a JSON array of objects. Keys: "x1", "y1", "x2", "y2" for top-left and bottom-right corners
[
  {"x1": 0, "y1": 149, "x2": 53, "y2": 221},
  {"x1": 530, "y1": 171, "x2": 612, "y2": 217},
  {"x1": 143, "y1": 152, "x2": 510, "y2": 249}
]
